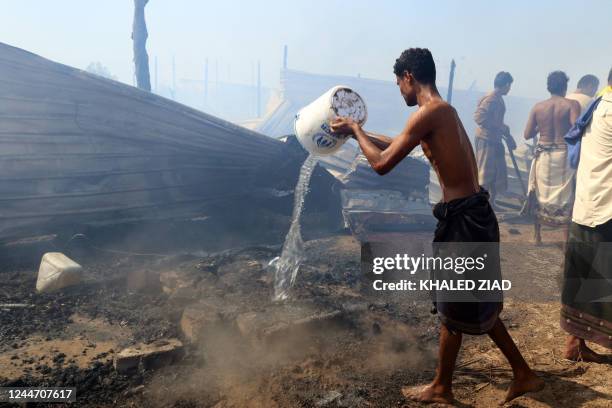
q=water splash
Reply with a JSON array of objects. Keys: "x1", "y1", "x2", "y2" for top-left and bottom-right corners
[{"x1": 272, "y1": 155, "x2": 318, "y2": 301}]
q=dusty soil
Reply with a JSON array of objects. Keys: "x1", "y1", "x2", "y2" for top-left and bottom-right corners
[{"x1": 0, "y1": 222, "x2": 610, "y2": 407}]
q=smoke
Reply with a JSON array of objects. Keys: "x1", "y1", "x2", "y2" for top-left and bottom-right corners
[{"x1": 140, "y1": 308, "x2": 435, "y2": 407}]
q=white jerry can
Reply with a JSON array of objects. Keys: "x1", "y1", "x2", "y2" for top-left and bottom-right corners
[
  {"x1": 36, "y1": 252, "x2": 82, "y2": 293},
  {"x1": 294, "y1": 86, "x2": 367, "y2": 155}
]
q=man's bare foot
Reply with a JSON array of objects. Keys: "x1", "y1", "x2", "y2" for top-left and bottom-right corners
[
  {"x1": 401, "y1": 384, "x2": 454, "y2": 405},
  {"x1": 565, "y1": 340, "x2": 610, "y2": 363},
  {"x1": 502, "y1": 371, "x2": 545, "y2": 404}
]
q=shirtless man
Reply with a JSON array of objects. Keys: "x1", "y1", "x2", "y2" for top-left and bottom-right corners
[
  {"x1": 331, "y1": 48, "x2": 543, "y2": 405},
  {"x1": 523, "y1": 71, "x2": 580, "y2": 244}
]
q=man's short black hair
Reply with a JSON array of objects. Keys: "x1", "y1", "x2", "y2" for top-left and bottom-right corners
[
  {"x1": 494, "y1": 71, "x2": 513, "y2": 88},
  {"x1": 577, "y1": 74, "x2": 599, "y2": 90},
  {"x1": 393, "y1": 48, "x2": 436, "y2": 84},
  {"x1": 547, "y1": 71, "x2": 569, "y2": 95}
]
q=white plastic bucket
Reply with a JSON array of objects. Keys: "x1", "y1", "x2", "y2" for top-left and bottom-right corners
[{"x1": 294, "y1": 86, "x2": 367, "y2": 155}]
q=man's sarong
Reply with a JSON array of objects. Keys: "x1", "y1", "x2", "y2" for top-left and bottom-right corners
[
  {"x1": 475, "y1": 137, "x2": 507, "y2": 195},
  {"x1": 522, "y1": 144, "x2": 575, "y2": 224},
  {"x1": 432, "y1": 188, "x2": 503, "y2": 334},
  {"x1": 561, "y1": 219, "x2": 612, "y2": 348}
]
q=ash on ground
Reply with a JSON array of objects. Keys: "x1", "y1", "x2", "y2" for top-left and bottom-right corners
[{"x1": 0, "y1": 224, "x2": 610, "y2": 407}]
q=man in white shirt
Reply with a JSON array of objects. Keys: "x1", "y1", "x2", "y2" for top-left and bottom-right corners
[
  {"x1": 566, "y1": 74, "x2": 600, "y2": 113},
  {"x1": 561, "y1": 68, "x2": 612, "y2": 362}
]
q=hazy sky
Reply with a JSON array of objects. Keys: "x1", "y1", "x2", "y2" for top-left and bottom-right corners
[{"x1": 2, "y1": 0, "x2": 611, "y2": 98}]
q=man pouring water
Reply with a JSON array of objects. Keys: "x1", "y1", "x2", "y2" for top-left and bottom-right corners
[{"x1": 330, "y1": 48, "x2": 543, "y2": 405}]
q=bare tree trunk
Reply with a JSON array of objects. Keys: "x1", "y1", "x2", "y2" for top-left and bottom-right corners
[{"x1": 132, "y1": 0, "x2": 151, "y2": 91}]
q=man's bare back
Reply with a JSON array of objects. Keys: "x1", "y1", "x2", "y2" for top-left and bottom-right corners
[
  {"x1": 418, "y1": 101, "x2": 480, "y2": 202},
  {"x1": 524, "y1": 96, "x2": 580, "y2": 144}
]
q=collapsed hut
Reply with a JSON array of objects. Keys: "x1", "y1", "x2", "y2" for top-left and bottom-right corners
[{"x1": 0, "y1": 43, "x2": 341, "y2": 244}]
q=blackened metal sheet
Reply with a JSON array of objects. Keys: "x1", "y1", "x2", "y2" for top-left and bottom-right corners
[{"x1": 0, "y1": 42, "x2": 286, "y2": 240}]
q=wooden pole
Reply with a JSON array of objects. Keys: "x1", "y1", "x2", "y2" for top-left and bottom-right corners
[
  {"x1": 131, "y1": 0, "x2": 151, "y2": 91},
  {"x1": 172, "y1": 56, "x2": 176, "y2": 99},
  {"x1": 446, "y1": 59, "x2": 456, "y2": 104},
  {"x1": 283, "y1": 45, "x2": 288, "y2": 70},
  {"x1": 257, "y1": 61, "x2": 261, "y2": 118},
  {"x1": 204, "y1": 58, "x2": 209, "y2": 105},
  {"x1": 505, "y1": 141, "x2": 527, "y2": 196},
  {"x1": 215, "y1": 60, "x2": 219, "y2": 110},
  {"x1": 251, "y1": 61, "x2": 255, "y2": 116},
  {"x1": 154, "y1": 55, "x2": 158, "y2": 92}
]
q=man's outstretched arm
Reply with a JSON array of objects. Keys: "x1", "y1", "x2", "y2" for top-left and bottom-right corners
[
  {"x1": 363, "y1": 131, "x2": 394, "y2": 150},
  {"x1": 331, "y1": 106, "x2": 433, "y2": 175}
]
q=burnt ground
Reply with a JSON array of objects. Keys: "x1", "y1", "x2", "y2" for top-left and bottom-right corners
[{"x1": 0, "y1": 222, "x2": 610, "y2": 407}]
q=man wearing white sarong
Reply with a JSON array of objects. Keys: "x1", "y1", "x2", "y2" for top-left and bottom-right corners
[{"x1": 522, "y1": 71, "x2": 580, "y2": 244}]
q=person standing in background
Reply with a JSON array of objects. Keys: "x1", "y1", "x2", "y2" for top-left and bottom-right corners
[
  {"x1": 522, "y1": 71, "x2": 580, "y2": 244},
  {"x1": 566, "y1": 74, "x2": 600, "y2": 113},
  {"x1": 561, "y1": 67, "x2": 612, "y2": 362},
  {"x1": 474, "y1": 72, "x2": 517, "y2": 208}
]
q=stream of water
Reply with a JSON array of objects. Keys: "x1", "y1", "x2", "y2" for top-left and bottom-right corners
[{"x1": 272, "y1": 155, "x2": 318, "y2": 300}]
